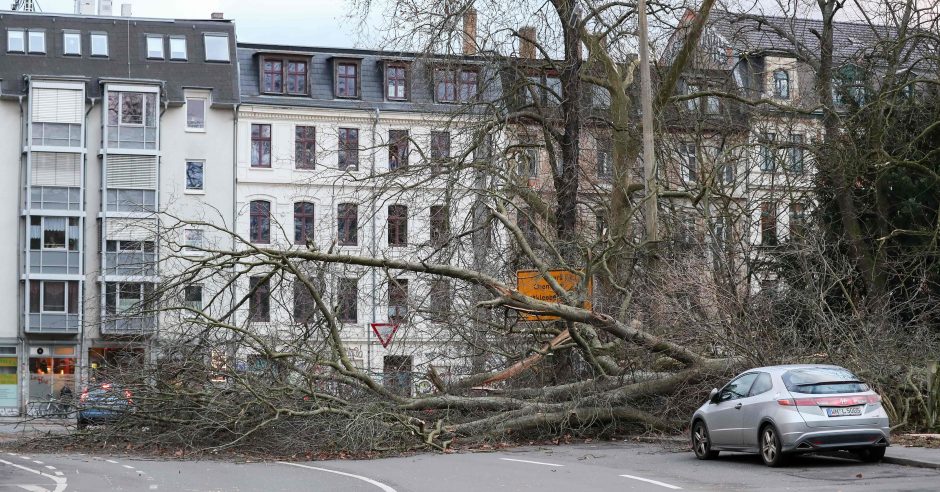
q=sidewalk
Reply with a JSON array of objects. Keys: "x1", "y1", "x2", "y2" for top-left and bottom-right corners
[
  {"x1": 885, "y1": 445, "x2": 940, "y2": 469},
  {"x1": 0, "y1": 417, "x2": 72, "y2": 443}
]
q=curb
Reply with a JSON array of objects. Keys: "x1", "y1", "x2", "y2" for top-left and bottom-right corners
[{"x1": 883, "y1": 456, "x2": 940, "y2": 470}]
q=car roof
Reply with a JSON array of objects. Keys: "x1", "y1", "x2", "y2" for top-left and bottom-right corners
[{"x1": 740, "y1": 364, "x2": 846, "y2": 376}]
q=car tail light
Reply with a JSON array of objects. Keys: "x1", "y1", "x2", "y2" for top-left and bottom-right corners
[
  {"x1": 101, "y1": 383, "x2": 112, "y2": 391},
  {"x1": 778, "y1": 395, "x2": 881, "y2": 407}
]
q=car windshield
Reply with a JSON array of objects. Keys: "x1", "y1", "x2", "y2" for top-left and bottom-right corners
[{"x1": 782, "y1": 367, "x2": 869, "y2": 394}]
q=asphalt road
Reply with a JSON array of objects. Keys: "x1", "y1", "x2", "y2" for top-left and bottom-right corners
[{"x1": 1, "y1": 442, "x2": 938, "y2": 491}]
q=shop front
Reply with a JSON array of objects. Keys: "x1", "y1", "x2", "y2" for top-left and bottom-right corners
[
  {"x1": 0, "y1": 346, "x2": 18, "y2": 416},
  {"x1": 27, "y1": 345, "x2": 77, "y2": 416}
]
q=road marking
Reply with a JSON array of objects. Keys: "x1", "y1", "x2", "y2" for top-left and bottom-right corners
[
  {"x1": 44, "y1": 466, "x2": 56, "y2": 470},
  {"x1": 122, "y1": 465, "x2": 134, "y2": 469},
  {"x1": 53, "y1": 472, "x2": 64, "y2": 476},
  {"x1": 15, "y1": 485, "x2": 50, "y2": 492},
  {"x1": 148, "y1": 485, "x2": 158, "y2": 490},
  {"x1": 32, "y1": 461, "x2": 43, "y2": 465},
  {"x1": 277, "y1": 461, "x2": 397, "y2": 492},
  {"x1": 0, "y1": 458, "x2": 67, "y2": 492},
  {"x1": 105, "y1": 459, "x2": 118, "y2": 464},
  {"x1": 499, "y1": 457, "x2": 565, "y2": 467},
  {"x1": 619, "y1": 474, "x2": 682, "y2": 490}
]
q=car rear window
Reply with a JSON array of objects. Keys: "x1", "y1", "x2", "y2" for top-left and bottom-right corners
[{"x1": 782, "y1": 367, "x2": 869, "y2": 394}]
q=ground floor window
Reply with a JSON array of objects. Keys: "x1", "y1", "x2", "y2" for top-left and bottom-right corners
[
  {"x1": 27, "y1": 345, "x2": 76, "y2": 415},
  {"x1": 0, "y1": 346, "x2": 17, "y2": 415}
]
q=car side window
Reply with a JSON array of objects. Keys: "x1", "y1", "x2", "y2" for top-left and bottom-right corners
[
  {"x1": 747, "y1": 372, "x2": 773, "y2": 397},
  {"x1": 720, "y1": 373, "x2": 759, "y2": 401}
]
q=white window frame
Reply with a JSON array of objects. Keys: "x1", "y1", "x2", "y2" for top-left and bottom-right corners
[
  {"x1": 40, "y1": 280, "x2": 69, "y2": 314},
  {"x1": 111, "y1": 91, "x2": 153, "y2": 128},
  {"x1": 115, "y1": 283, "x2": 145, "y2": 313},
  {"x1": 7, "y1": 29, "x2": 25, "y2": 53},
  {"x1": 185, "y1": 97, "x2": 206, "y2": 132},
  {"x1": 185, "y1": 160, "x2": 205, "y2": 192},
  {"x1": 145, "y1": 35, "x2": 164, "y2": 59},
  {"x1": 203, "y1": 33, "x2": 230, "y2": 62},
  {"x1": 169, "y1": 36, "x2": 187, "y2": 61},
  {"x1": 184, "y1": 228, "x2": 205, "y2": 255},
  {"x1": 63, "y1": 31, "x2": 81, "y2": 56},
  {"x1": 682, "y1": 143, "x2": 697, "y2": 183},
  {"x1": 31, "y1": 216, "x2": 79, "y2": 252},
  {"x1": 27, "y1": 29, "x2": 45, "y2": 54},
  {"x1": 184, "y1": 285, "x2": 203, "y2": 312},
  {"x1": 90, "y1": 32, "x2": 108, "y2": 57}
]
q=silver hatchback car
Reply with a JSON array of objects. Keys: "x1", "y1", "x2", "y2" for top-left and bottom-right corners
[{"x1": 690, "y1": 365, "x2": 890, "y2": 466}]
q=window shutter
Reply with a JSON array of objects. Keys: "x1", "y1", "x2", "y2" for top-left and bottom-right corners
[
  {"x1": 31, "y1": 152, "x2": 81, "y2": 187},
  {"x1": 32, "y1": 88, "x2": 84, "y2": 124},
  {"x1": 107, "y1": 155, "x2": 158, "y2": 189},
  {"x1": 106, "y1": 218, "x2": 156, "y2": 241}
]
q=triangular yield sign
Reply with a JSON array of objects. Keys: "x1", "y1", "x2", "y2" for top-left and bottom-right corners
[{"x1": 371, "y1": 323, "x2": 400, "y2": 348}]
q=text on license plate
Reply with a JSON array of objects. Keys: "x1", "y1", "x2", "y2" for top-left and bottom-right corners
[{"x1": 826, "y1": 406, "x2": 863, "y2": 417}]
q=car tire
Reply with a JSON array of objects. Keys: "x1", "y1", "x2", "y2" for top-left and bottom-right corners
[
  {"x1": 691, "y1": 420, "x2": 719, "y2": 460},
  {"x1": 759, "y1": 424, "x2": 788, "y2": 467},
  {"x1": 77, "y1": 418, "x2": 86, "y2": 430},
  {"x1": 854, "y1": 446, "x2": 886, "y2": 463}
]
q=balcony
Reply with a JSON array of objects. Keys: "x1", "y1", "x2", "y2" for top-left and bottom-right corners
[
  {"x1": 25, "y1": 313, "x2": 80, "y2": 334},
  {"x1": 30, "y1": 187, "x2": 82, "y2": 211},
  {"x1": 28, "y1": 250, "x2": 81, "y2": 275},
  {"x1": 105, "y1": 189, "x2": 157, "y2": 213},
  {"x1": 101, "y1": 315, "x2": 156, "y2": 335},
  {"x1": 104, "y1": 251, "x2": 157, "y2": 277}
]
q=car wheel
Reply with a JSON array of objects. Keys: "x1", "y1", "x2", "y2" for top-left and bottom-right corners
[
  {"x1": 854, "y1": 446, "x2": 886, "y2": 463},
  {"x1": 760, "y1": 424, "x2": 788, "y2": 467},
  {"x1": 691, "y1": 420, "x2": 719, "y2": 460},
  {"x1": 77, "y1": 418, "x2": 86, "y2": 430}
]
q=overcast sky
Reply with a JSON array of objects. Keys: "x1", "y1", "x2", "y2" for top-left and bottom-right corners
[{"x1": 33, "y1": 0, "x2": 370, "y2": 47}]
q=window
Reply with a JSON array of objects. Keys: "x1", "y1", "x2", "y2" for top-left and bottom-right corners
[
  {"x1": 714, "y1": 215, "x2": 732, "y2": 249},
  {"x1": 760, "y1": 202, "x2": 777, "y2": 246},
  {"x1": 388, "y1": 205, "x2": 408, "y2": 246},
  {"x1": 293, "y1": 278, "x2": 315, "y2": 323},
  {"x1": 338, "y1": 128, "x2": 359, "y2": 171},
  {"x1": 789, "y1": 202, "x2": 806, "y2": 239},
  {"x1": 773, "y1": 69, "x2": 790, "y2": 99},
  {"x1": 185, "y1": 160, "x2": 204, "y2": 190},
  {"x1": 169, "y1": 36, "x2": 187, "y2": 60},
  {"x1": 184, "y1": 229, "x2": 204, "y2": 251},
  {"x1": 146, "y1": 35, "x2": 163, "y2": 59},
  {"x1": 388, "y1": 279, "x2": 408, "y2": 323},
  {"x1": 337, "y1": 203, "x2": 358, "y2": 246},
  {"x1": 430, "y1": 131, "x2": 450, "y2": 171},
  {"x1": 250, "y1": 124, "x2": 272, "y2": 168},
  {"x1": 335, "y1": 62, "x2": 359, "y2": 98},
  {"x1": 184, "y1": 97, "x2": 206, "y2": 130},
  {"x1": 429, "y1": 279, "x2": 451, "y2": 320},
  {"x1": 27, "y1": 30, "x2": 45, "y2": 54},
  {"x1": 388, "y1": 130, "x2": 409, "y2": 170},
  {"x1": 719, "y1": 373, "x2": 760, "y2": 401},
  {"x1": 249, "y1": 200, "x2": 271, "y2": 244},
  {"x1": 430, "y1": 205, "x2": 449, "y2": 247},
  {"x1": 760, "y1": 133, "x2": 776, "y2": 172},
  {"x1": 204, "y1": 34, "x2": 230, "y2": 62},
  {"x1": 435, "y1": 68, "x2": 478, "y2": 102},
  {"x1": 184, "y1": 285, "x2": 203, "y2": 312},
  {"x1": 597, "y1": 138, "x2": 612, "y2": 178},
  {"x1": 788, "y1": 134, "x2": 804, "y2": 173},
  {"x1": 63, "y1": 32, "x2": 81, "y2": 56},
  {"x1": 596, "y1": 213, "x2": 609, "y2": 239},
  {"x1": 30, "y1": 216, "x2": 80, "y2": 251},
  {"x1": 720, "y1": 162, "x2": 735, "y2": 184},
  {"x1": 518, "y1": 148, "x2": 539, "y2": 177},
  {"x1": 107, "y1": 90, "x2": 158, "y2": 149},
  {"x1": 105, "y1": 282, "x2": 149, "y2": 314},
  {"x1": 90, "y1": 32, "x2": 108, "y2": 56},
  {"x1": 29, "y1": 280, "x2": 79, "y2": 314},
  {"x1": 686, "y1": 84, "x2": 700, "y2": 111},
  {"x1": 262, "y1": 57, "x2": 308, "y2": 95},
  {"x1": 337, "y1": 277, "x2": 358, "y2": 322},
  {"x1": 386, "y1": 63, "x2": 408, "y2": 100},
  {"x1": 248, "y1": 276, "x2": 270, "y2": 322},
  {"x1": 682, "y1": 143, "x2": 697, "y2": 183},
  {"x1": 705, "y1": 95, "x2": 720, "y2": 114},
  {"x1": 295, "y1": 126, "x2": 316, "y2": 169},
  {"x1": 7, "y1": 29, "x2": 24, "y2": 53},
  {"x1": 518, "y1": 208, "x2": 539, "y2": 246},
  {"x1": 294, "y1": 202, "x2": 315, "y2": 244}
]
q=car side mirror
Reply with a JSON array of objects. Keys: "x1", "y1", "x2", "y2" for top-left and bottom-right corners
[{"x1": 708, "y1": 388, "x2": 719, "y2": 404}]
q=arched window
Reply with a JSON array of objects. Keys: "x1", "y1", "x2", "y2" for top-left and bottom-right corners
[
  {"x1": 387, "y1": 204, "x2": 408, "y2": 246},
  {"x1": 337, "y1": 203, "x2": 358, "y2": 246},
  {"x1": 773, "y1": 70, "x2": 790, "y2": 99},
  {"x1": 249, "y1": 200, "x2": 270, "y2": 244},
  {"x1": 294, "y1": 202, "x2": 315, "y2": 244}
]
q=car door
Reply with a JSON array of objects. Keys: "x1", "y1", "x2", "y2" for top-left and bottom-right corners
[
  {"x1": 706, "y1": 372, "x2": 759, "y2": 448},
  {"x1": 738, "y1": 372, "x2": 774, "y2": 450}
]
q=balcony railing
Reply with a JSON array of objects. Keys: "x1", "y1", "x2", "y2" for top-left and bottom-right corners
[
  {"x1": 101, "y1": 315, "x2": 156, "y2": 335},
  {"x1": 29, "y1": 187, "x2": 82, "y2": 211},
  {"x1": 104, "y1": 251, "x2": 157, "y2": 277},
  {"x1": 26, "y1": 313, "x2": 80, "y2": 334},
  {"x1": 28, "y1": 250, "x2": 81, "y2": 275}
]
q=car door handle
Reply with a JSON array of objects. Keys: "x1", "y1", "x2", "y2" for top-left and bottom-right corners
[{"x1": 734, "y1": 403, "x2": 742, "y2": 409}]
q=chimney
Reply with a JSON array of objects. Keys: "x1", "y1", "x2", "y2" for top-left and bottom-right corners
[
  {"x1": 519, "y1": 26, "x2": 537, "y2": 59},
  {"x1": 211, "y1": 12, "x2": 224, "y2": 20},
  {"x1": 98, "y1": 0, "x2": 112, "y2": 16},
  {"x1": 462, "y1": 7, "x2": 477, "y2": 55},
  {"x1": 120, "y1": 3, "x2": 131, "y2": 16},
  {"x1": 75, "y1": 0, "x2": 95, "y2": 15}
]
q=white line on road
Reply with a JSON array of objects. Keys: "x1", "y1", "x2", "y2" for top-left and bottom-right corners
[
  {"x1": 0, "y1": 458, "x2": 67, "y2": 492},
  {"x1": 277, "y1": 461, "x2": 397, "y2": 492},
  {"x1": 105, "y1": 459, "x2": 118, "y2": 464},
  {"x1": 499, "y1": 457, "x2": 565, "y2": 467},
  {"x1": 53, "y1": 472, "x2": 64, "y2": 477},
  {"x1": 15, "y1": 484, "x2": 50, "y2": 492},
  {"x1": 619, "y1": 474, "x2": 682, "y2": 490},
  {"x1": 122, "y1": 465, "x2": 134, "y2": 469},
  {"x1": 32, "y1": 461, "x2": 43, "y2": 465},
  {"x1": 44, "y1": 466, "x2": 56, "y2": 470}
]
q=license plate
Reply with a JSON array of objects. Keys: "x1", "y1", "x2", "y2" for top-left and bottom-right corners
[{"x1": 826, "y1": 406, "x2": 863, "y2": 417}]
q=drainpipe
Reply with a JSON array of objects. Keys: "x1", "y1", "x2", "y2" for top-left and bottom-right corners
[
  {"x1": 79, "y1": 95, "x2": 98, "y2": 397},
  {"x1": 368, "y1": 107, "x2": 380, "y2": 376},
  {"x1": 16, "y1": 93, "x2": 25, "y2": 415}
]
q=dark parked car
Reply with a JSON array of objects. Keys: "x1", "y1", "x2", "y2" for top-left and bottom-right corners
[
  {"x1": 77, "y1": 383, "x2": 134, "y2": 429},
  {"x1": 690, "y1": 365, "x2": 890, "y2": 466}
]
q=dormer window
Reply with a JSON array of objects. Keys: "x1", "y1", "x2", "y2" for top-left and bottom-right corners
[
  {"x1": 261, "y1": 56, "x2": 308, "y2": 95},
  {"x1": 335, "y1": 60, "x2": 360, "y2": 98},
  {"x1": 773, "y1": 69, "x2": 790, "y2": 99},
  {"x1": 434, "y1": 67, "x2": 478, "y2": 103},
  {"x1": 385, "y1": 62, "x2": 409, "y2": 100}
]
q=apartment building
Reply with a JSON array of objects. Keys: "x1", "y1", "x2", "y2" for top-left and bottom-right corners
[{"x1": 0, "y1": 10, "x2": 238, "y2": 416}]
